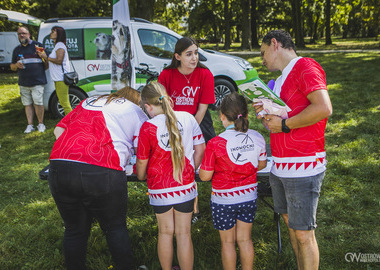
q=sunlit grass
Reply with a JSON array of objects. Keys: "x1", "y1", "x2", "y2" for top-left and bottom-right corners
[{"x1": 1, "y1": 49, "x2": 380, "y2": 269}]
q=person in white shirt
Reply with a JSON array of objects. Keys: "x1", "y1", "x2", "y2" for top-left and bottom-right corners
[{"x1": 38, "y1": 26, "x2": 72, "y2": 116}]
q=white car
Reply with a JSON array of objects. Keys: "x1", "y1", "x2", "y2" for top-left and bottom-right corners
[{"x1": 2, "y1": 12, "x2": 258, "y2": 117}]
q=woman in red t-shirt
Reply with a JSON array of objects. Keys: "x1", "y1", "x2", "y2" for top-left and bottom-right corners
[{"x1": 158, "y1": 37, "x2": 216, "y2": 143}]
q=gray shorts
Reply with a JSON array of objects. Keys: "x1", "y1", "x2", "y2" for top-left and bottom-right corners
[
  {"x1": 19, "y1": 85, "x2": 44, "y2": 106},
  {"x1": 269, "y1": 171, "x2": 325, "y2": 230}
]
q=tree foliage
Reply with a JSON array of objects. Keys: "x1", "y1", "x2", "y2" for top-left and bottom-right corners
[{"x1": 1, "y1": 0, "x2": 379, "y2": 48}]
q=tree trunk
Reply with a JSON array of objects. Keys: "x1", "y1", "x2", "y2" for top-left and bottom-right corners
[
  {"x1": 250, "y1": 0, "x2": 259, "y2": 47},
  {"x1": 130, "y1": 0, "x2": 155, "y2": 21},
  {"x1": 240, "y1": 0, "x2": 251, "y2": 50},
  {"x1": 325, "y1": 0, "x2": 332, "y2": 45},
  {"x1": 223, "y1": 0, "x2": 231, "y2": 50},
  {"x1": 291, "y1": 0, "x2": 305, "y2": 48}
]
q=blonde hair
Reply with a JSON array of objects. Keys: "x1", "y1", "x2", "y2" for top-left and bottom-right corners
[{"x1": 141, "y1": 82, "x2": 185, "y2": 183}]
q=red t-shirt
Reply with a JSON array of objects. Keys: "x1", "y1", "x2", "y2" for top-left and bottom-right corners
[
  {"x1": 271, "y1": 57, "x2": 328, "y2": 178},
  {"x1": 137, "y1": 111, "x2": 205, "y2": 206},
  {"x1": 158, "y1": 67, "x2": 215, "y2": 115},
  {"x1": 50, "y1": 96, "x2": 148, "y2": 171},
  {"x1": 201, "y1": 129, "x2": 267, "y2": 204}
]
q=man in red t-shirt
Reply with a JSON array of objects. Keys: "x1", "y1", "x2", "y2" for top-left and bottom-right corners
[{"x1": 255, "y1": 30, "x2": 332, "y2": 270}]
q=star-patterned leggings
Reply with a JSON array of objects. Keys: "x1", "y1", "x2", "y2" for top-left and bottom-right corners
[{"x1": 211, "y1": 199, "x2": 257, "y2": 230}]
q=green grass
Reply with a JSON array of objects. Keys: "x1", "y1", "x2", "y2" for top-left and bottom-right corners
[
  {"x1": 200, "y1": 36, "x2": 380, "y2": 51},
  {"x1": 1, "y1": 50, "x2": 380, "y2": 269}
]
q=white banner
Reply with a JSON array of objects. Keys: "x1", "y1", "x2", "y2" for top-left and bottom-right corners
[{"x1": 112, "y1": 0, "x2": 135, "y2": 90}]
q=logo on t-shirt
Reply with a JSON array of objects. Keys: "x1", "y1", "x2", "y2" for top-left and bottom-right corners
[
  {"x1": 174, "y1": 86, "x2": 200, "y2": 106},
  {"x1": 227, "y1": 133, "x2": 256, "y2": 165},
  {"x1": 158, "y1": 121, "x2": 184, "y2": 150}
]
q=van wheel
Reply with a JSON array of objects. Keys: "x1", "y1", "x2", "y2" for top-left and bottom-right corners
[
  {"x1": 212, "y1": 78, "x2": 236, "y2": 109},
  {"x1": 49, "y1": 87, "x2": 87, "y2": 118}
]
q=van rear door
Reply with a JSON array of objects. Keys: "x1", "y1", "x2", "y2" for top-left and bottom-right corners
[{"x1": 0, "y1": 32, "x2": 19, "y2": 67}]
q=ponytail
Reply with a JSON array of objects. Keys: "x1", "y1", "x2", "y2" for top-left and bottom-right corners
[
  {"x1": 220, "y1": 92, "x2": 249, "y2": 132},
  {"x1": 141, "y1": 82, "x2": 185, "y2": 183}
]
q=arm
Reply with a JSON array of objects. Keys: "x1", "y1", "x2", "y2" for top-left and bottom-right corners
[
  {"x1": 54, "y1": 126, "x2": 65, "y2": 139},
  {"x1": 263, "y1": 89, "x2": 332, "y2": 133},
  {"x1": 39, "y1": 48, "x2": 65, "y2": 65},
  {"x1": 199, "y1": 169, "x2": 213, "y2": 182},
  {"x1": 42, "y1": 57, "x2": 49, "y2": 70},
  {"x1": 194, "y1": 103, "x2": 208, "y2": 124},
  {"x1": 257, "y1": 160, "x2": 267, "y2": 171},
  {"x1": 136, "y1": 158, "x2": 148, "y2": 180},
  {"x1": 193, "y1": 143, "x2": 205, "y2": 170}
]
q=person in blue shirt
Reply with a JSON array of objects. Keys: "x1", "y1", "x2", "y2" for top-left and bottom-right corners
[{"x1": 11, "y1": 25, "x2": 48, "y2": 133}]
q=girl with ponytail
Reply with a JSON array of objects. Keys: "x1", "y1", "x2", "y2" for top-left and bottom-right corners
[
  {"x1": 199, "y1": 92, "x2": 267, "y2": 270},
  {"x1": 136, "y1": 82, "x2": 205, "y2": 270}
]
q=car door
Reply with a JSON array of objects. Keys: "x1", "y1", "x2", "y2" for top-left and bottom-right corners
[{"x1": 132, "y1": 26, "x2": 179, "y2": 87}]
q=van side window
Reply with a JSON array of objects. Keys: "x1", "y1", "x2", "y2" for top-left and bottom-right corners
[{"x1": 138, "y1": 29, "x2": 177, "y2": 59}]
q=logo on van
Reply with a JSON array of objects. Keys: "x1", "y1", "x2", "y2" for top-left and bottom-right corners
[
  {"x1": 43, "y1": 38, "x2": 79, "y2": 51},
  {"x1": 87, "y1": 64, "x2": 111, "y2": 72}
]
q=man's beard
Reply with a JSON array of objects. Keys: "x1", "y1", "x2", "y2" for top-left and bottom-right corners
[{"x1": 20, "y1": 38, "x2": 29, "y2": 45}]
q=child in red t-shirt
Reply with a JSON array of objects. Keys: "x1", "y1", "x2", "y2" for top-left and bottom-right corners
[
  {"x1": 199, "y1": 92, "x2": 267, "y2": 269},
  {"x1": 136, "y1": 82, "x2": 205, "y2": 270}
]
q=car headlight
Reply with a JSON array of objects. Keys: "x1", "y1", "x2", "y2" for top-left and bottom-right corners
[{"x1": 234, "y1": 59, "x2": 253, "y2": 70}]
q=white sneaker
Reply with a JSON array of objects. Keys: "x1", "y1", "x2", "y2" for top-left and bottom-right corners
[
  {"x1": 24, "y1": 125, "x2": 35, "y2": 133},
  {"x1": 37, "y1": 123, "x2": 46, "y2": 133}
]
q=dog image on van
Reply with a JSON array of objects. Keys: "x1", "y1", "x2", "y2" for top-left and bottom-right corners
[
  {"x1": 93, "y1": 32, "x2": 112, "y2": 60},
  {"x1": 111, "y1": 20, "x2": 133, "y2": 90}
]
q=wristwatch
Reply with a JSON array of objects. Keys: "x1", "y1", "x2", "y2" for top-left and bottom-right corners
[{"x1": 282, "y1": 119, "x2": 291, "y2": 133}]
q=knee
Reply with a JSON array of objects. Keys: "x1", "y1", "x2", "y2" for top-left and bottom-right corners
[
  {"x1": 159, "y1": 224, "x2": 175, "y2": 236},
  {"x1": 236, "y1": 237, "x2": 252, "y2": 247},
  {"x1": 294, "y1": 230, "x2": 315, "y2": 246}
]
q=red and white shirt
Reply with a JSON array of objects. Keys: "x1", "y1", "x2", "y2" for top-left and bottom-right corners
[
  {"x1": 271, "y1": 57, "x2": 328, "y2": 178},
  {"x1": 50, "y1": 96, "x2": 148, "y2": 171},
  {"x1": 201, "y1": 129, "x2": 267, "y2": 204},
  {"x1": 158, "y1": 67, "x2": 215, "y2": 115},
  {"x1": 137, "y1": 111, "x2": 205, "y2": 206}
]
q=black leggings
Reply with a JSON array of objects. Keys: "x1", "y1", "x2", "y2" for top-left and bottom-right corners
[
  {"x1": 199, "y1": 108, "x2": 216, "y2": 143},
  {"x1": 48, "y1": 160, "x2": 135, "y2": 270}
]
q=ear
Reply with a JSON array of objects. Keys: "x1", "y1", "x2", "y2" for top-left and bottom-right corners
[
  {"x1": 271, "y1": 38, "x2": 280, "y2": 50},
  {"x1": 220, "y1": 112, "x2": 226, "y2": 122},
  {"x1": 144, "y1": 103, "x2": 151, "y2": 112},
  {"x1": 174, "y1": 53, "x2": 181, "y2": 61}
]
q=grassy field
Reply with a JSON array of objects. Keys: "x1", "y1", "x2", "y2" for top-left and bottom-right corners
[
  {"x1": 0, "y1": 50, "x2": 379, "y2": 269},
  {"x1": 201, "y1": 36, "x2": 380, "y2": 51}
]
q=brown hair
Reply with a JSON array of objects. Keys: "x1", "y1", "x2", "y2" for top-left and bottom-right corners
[
  {"x1": 165, "y1": 37, "x2": 208, "y2": 70},
  {"x1": 140, "y1": 82, "x2": 185, "y2": 183},
  {"x1": 262, "y1": 30, "x2": 296, "y2": 51},
  {"x1": 95, "y1": 86, "x2": 141, "y2": 106},
  {"x1": 51, "y1": 26, "x2": 66, "y2": 45},
  {"x1": 220, "y1": 92, "x2": 249, "y2": 132}
]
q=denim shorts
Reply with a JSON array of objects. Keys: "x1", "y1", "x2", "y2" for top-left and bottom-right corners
[
  {"x1": 269, "y1": 172, "x2": 325, "y2": 230},
  {"x1": 211, "y1": 200, "x2": 257, "y2": 231}
]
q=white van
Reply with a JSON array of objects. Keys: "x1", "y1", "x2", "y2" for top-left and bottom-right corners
[
  {"x1": 2, "y1": 13, "x2": 259, "y2": 117},
  {"x1": 0, "y1": 32, "x2": 19, "y2": 71}
]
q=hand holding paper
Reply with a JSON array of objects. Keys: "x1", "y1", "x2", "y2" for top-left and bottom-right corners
[{"x1": 238, "y1": 77, "x2": 291, "y2": 119}]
